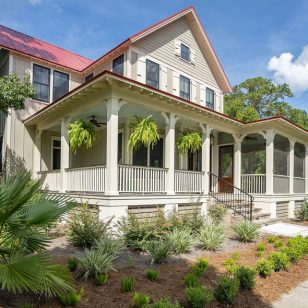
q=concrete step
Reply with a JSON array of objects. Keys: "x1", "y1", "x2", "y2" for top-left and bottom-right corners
[{"x1": 254, "y1": 218, "x2": 281, "y2": 226}]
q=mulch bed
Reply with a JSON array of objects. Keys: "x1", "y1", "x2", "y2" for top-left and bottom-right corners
[{"x1": 1, "y1": 237, "x2": 308, "y2": 308}]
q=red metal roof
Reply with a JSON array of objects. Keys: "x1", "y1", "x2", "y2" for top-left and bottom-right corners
[{"x1": 0, "y1": 25, "x2": 93, "y2": 71}]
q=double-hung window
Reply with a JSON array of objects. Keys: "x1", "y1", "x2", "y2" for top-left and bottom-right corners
[
  {"x1": 180, "y1": 43, "x2": 190, "y2": 62},
  {"x1": 33, "y1": 64, "x2": 50, "y2": 102},
  {"x1": 146, "y1": 59, "x2": 159, "y2": 89},
  {"x1": 112, "y1": 54, "x2": 124, "y2": 76},
  {"x1": 206, "y1": 88, "x2": 215, "y2": 110},
  {"x1": 53, "y1": 71, "x2": 69, "y2": 101},
  {"x1": 179, "y1": 75, "x2": 190, "y2": 100}
]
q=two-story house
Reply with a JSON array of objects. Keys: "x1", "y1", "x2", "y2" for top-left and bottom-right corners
[{"x1": 0, "y1": 6, "x2": 307, "y2": 222}]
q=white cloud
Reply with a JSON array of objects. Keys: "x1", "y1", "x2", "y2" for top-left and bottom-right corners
[
  {"x1": 268, "y1": 45, "x2": 308, "y2": 93},
  {"x1": 28, "y1": 0, "x2": 42, "y2": 5}
]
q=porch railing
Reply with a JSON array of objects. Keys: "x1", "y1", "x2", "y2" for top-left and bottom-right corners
[
  {"x1": 273, "y1": 175, "x2": 290, "y2": 194},
  {"x1": 66, "y1": 165, "x2": 106, "y2": 193},
  {"x1": 241, "y1": 174, "x2": 266, "y2": 194},
  {"x1": 118, "y1": 165, "x2": 167, "y2": 193},
  {"x1": 294, "y1": 177, "x2": 305, "y2": 193},
  {"x1": 38, "y1": 170, "x2": 62, "y2": 191},
  {"x1": 174, "y1": 170, "x2": 204, "y2": 193}
]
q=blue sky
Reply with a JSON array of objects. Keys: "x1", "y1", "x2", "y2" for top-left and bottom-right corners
[{"x1": 1, "y1": 0, "x2": 308, "y2": 111}]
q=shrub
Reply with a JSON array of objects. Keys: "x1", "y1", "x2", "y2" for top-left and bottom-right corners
[
  {"x1": 166, "y1": 228, "x2": 194, "y2": 254},
  {"x1": 268, "y1": 252, "x2": 289, "y2": 271},
  {"x1": 288, "y1": 236, "x2": 308, "y2": 255},
  {"x1": 76, "y1": 249, "x2": 116, "y2": 280},
  {"x1": 256, "y1": 259, "x2": 274, "y2": 278},
  {"x1": 94, "y1": 236, "x2": 124, "y2": 256},
  {"x1": 197, "y1": 224, "x2": 225, "y2": 250},
  {"x1": 236, "y1": 266, "x2": 256, "y2": 289},
  {"x1": 19, "y1": 304, "x2": 34, "y2": 308},
  {"x1": 190, "y1": 258, "x2": 209, "y2": 277},
  {"x1": 95, "y1": 273, "x2": 108, "y2": 286},
  {"x1": 274, "y1": 240, "x2": 284, "y2": 248},
  {"x1": 67, "y1": 257, "x2": 78, "y2": 272},
  {"x1": 145, "y1": 269, "x2": 159, "y2": 281},
  {"x1": 144, "y1": 239, "x2": 173, "y2": 264},
  {"x1": 183, "y1": 273, "x2": 199, "y2": 287},
  {"x1": 59, "y1": 288, "x2": 84, "y2": 306},
  {"x1": 214, "y1": 276, "x2": 240, "y2": 305},
  {"x1": 232, "y1": 220, "x2": 260, "y2": 243},
  {"x1": 208, "y1": 204, "x2": 227, "y2": 224},
  {"x1": 256, "y1": 251, "x2": 264, "y2": 258},
  {"x1": 67, "y1": 204, "x2": 112, "y2": 248},
  {"x1": 295, "y1": 199, "x2": 308, "y2": 221},
  {"x1": 256, "y1": 242, "x2": 266, "y2": 251},
  {"x1": 280, "y1": 247, "x2": 301, "y2": 264},
  {"x1": 267, "y1": 235, "x2": 279, "y2": 243},
  {"x1": 133, "y1": 292, "x2": 150, "y2": 308},
  {"x1": 121, "y1": 276, "x2": 135, "y2": 292},
  {"x1": 152, "y1": 298, "x2": 182, "y2": 308},
  {"x1": 185, "y1": 286, "x2": 214, "y2": 308},
  {"x1": 223, "y1": 254, "x2": 240, "y2": 276}
]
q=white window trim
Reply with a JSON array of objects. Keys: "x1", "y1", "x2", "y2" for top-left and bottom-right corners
[{"x1": 51, "y1": 136, "x2": 61, "y2": 170}]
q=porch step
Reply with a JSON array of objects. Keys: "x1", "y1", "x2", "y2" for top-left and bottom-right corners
[{"x1": 254, "y1": 218, "x2": 281, "y2": 226}]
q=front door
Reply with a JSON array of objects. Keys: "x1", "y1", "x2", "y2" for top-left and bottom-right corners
[{"x1": 219, "y1": 145, "x2": 234, "y2": 192}]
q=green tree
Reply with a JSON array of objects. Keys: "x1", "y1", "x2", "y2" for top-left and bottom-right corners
[
  {"x1": 224, "y1": 77, "x2": 308, "y2": 129},
  {"x1": 0, "y1": 72, "x2": 36, "y2": 114},
  {"x1": 0, "y1": 171, "x2": 75, "y2": 297}
]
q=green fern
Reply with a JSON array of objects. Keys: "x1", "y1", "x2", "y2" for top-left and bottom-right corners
[
  {"x1": 128, "y1": 115, "x2": 159, "y2": 151},
  {"x1": 176, "y1": 131, "x2": 202, "y2": 154},
  {"x1": 68, "y1": 120, "x2": 96, "y2": 153}
]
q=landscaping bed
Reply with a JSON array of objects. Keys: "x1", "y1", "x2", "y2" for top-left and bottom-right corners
[{"x1": 1, "y1": 236, "x2": 308, "y2": 308}]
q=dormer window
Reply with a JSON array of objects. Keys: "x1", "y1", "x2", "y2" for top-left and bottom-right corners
[
  {"x1": 146, "y1": 59, "x2": 159, "y2": 89},
  {"x1": 33, "y1": 64, "x2": 50, "y2": 103},
  {"x1": 180, "y1": 43, "x2": 190, "y2": 62},
  {"x1": 206, "y1": 88, "x2": 215, "y2": 110}
]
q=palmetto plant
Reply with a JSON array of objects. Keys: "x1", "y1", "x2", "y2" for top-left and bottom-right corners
[
  {"x1": 176, "y1": 131, "x2": 202, "y2": 155},
  {"x1": 68, "y1": 119, "x2": 96, "y2": 153},
  {"x1": 0, "y1": 171, "x2": 75, "y2": 297},
  {"x1": 128, "y1": 115, "x2": 159, "y2": 151}
]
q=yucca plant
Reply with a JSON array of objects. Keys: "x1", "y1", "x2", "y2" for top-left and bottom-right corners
[
  {"x1": 176, "y1": 131, "x2": 202, "y2": 155},
  {"x1": 166, "y1": 228, "x2": 194, "y2": 254},
  {"x1": 197, "y1": 224, "x2": 225, "y2": 251},
  {"x1": 232, "y1": 220, "x2": 260, "y2": 243},
  {"x1": 128, "y1": 115, "x2": 159, "y2": 151},
  {"x1": 0, "y1": 171, "x2": 75, "y2": 297},
  {"x1": 68, "y1": 119, "x2": 96, "y2": 153}
]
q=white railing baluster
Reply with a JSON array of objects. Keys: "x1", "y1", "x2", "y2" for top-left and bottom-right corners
[
  {"x1": 240, "y1": 174, "x2": 266, "y2": 194},
  {"x1": 174, "y1": 170, "x2": 204, "y2": 193}
]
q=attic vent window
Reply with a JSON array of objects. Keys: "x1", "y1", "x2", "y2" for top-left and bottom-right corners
[
  {"x1": 181, "y1": 43, "x2": 190, "y2": 62},
  {"x1": 85, "y1": 73, "x2": 94, "y2": 82}
]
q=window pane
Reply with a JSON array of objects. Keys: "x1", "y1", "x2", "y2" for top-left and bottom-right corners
[
  {"x1": 53, "y1": 139, "x2": 61, "y2": 148},
  {"x1": 133, "y1": 145, "x2": 147, "y2": 166},
  {"x1": 206, "y1": 88, "x2": 215, "y2": 109},
  {"x1": 33, "y1": 64, "x2": 50, "y2": 102},
  {"x1": 150, "y1": 138, "x2": 164, "y2": 168},
  {"x1": 146, "y1": 59, "x2": 159, "y2": 89},
  {"x1": 52, "y1": 148, "x2": 61, "y2": 170},
  {"x1": 181, "y1": 43, "x2": 190, "y2": 61},
  {"x1": 112, "y1": 54, "x2": 124, "y2": 76},
  {"x1": 188, "y1": 149, "x2": 201, "y2": 171},
  {"x1": 53, "y1": 71, "x2": 69, "y2": 101},
  {"x1": 294, "y1": 143, "x2": 305, "y2": 178},
  {"x1": 179, "y1": 75, "x2": 190, "y2": 100},
  {"x1": 274, "y1": 135, "x2": 290, "y2": 176}
]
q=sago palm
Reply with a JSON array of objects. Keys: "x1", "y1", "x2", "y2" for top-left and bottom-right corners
[{"x1": 0, "y1": 171, "x2": 75, "y2": 297}]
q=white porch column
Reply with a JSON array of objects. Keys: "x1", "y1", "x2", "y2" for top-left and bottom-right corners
[
  {"x1": 305, "y1": 146, "x2": 308, "y2": 194},
  {"x1": 33, "y1": 129, "x2": 42, "y2": 178},
  {"x1": 200, "y1": 124, "x2": 211, "y2": 194},
  {"x1": 164, "y1": 113, "x2": 177, "y2": 195},
  {"x1": 233, "y1": 134, "x2": 244, "y2": 188},
  {"x1": 289, "y1": 138, "x2": 295, "y2": 194},
  {"x1": 60, "y1": 118, "x2": 70, "y2": 192},
  {"x1": 105, "y1": 97, "x2": 119, "y2": 195},
  {"x1": 265, "y1": 130, "x2": 276, "y2": 194}
]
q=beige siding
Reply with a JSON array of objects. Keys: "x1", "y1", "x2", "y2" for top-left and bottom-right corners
[
  {"x1": 94, "y1": 61, "x2": 112, "y2": 76},
  {"x1": 70, "y1": 73, "x2": 83, "y2": 90},
  {"x1": 13, "y1": 56, "x2": 31, "y2": 79},
  {"x1": 131, "y1": 51, "x2": 138, "y2": 80},
  {"x1": 132, "y1": 16, "x2": 219, "y2": 89}
]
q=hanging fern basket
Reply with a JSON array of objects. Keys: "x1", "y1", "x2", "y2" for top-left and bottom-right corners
[
  {"x1": 68, "y1": 120, "x2": 97, "y2": 153},
  {"x1": 176, "y1": 131, "x2": 202, "y2": 155},
  {"x1": 128, "y1": 115, "x2": 159, "y2": 152}
]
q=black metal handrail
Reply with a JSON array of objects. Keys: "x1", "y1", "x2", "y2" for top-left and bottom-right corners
[{"x1": 208, "y1": 172, "x2": 254, "y2": 221}]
